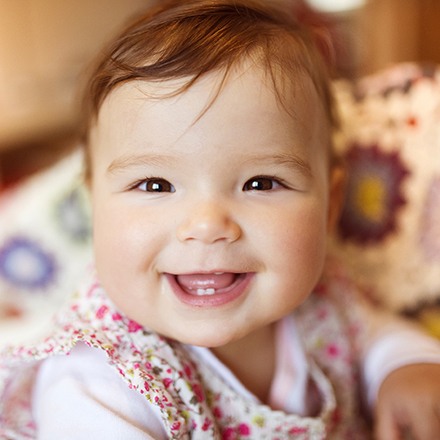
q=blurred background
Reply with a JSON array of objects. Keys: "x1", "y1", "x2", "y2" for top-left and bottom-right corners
[{"x1": 0, "y1": 0, "x2": 439, "y2": 187}]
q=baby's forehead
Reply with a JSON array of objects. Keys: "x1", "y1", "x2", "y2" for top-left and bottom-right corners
[
  {"x1": 101, "y1": 60, "x2": 324, "y2": 120},
  {"x1": 91, "y1": 64, "x2": 331, "y2": 162},
  {"x1": 92, "y1": 64, "x2": 330, "y2": 155}
]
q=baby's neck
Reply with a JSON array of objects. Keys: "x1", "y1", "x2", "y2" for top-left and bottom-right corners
[{"x1": 212, "y1": 324, "x2": 276, "y2": 403}]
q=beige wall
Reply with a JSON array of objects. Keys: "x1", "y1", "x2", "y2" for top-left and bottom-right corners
[
  {"x1": 0, "y1": 0, "x2": 149, "y2": 148},
  {"x1": 418, "y1": 0, "x2": 440, "y2": 64},
  {"x1": 357, "y1": 0, "x2": 420, "y2": 74},
  {"x1": 355, "y1": 0, "x2": 440, "y2": 75}
]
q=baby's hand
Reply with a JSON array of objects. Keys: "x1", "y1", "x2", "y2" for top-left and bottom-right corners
[{"x1": 374, "y1": 364, "x2": 440, "y2": 439}]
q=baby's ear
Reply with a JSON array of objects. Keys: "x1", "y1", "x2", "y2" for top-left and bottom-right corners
[{"x1": 327, "y1": 162, "x2": 347, "y2": 232}]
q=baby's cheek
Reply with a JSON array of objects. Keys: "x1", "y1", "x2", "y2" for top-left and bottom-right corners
[
  {"x1": 280, "y1": 204, "x2": 327, "y2": 251},
  {"x1": 92, "y1": 209, "x2": 133, "y2": 279},
  {"x1": 274, "y1": 208, "x2": 327, "y2": 278}
]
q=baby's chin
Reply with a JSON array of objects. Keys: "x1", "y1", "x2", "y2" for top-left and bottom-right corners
[
  {"x1": 161, "y1": 322, "x2": 252, "y2": 350},
  {"x1": 169, "y1": 330, "x2": 240, "y2": 349}
]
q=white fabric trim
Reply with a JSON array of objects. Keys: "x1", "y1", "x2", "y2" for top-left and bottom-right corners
[{"x1": 363, "y1": 326, "x2": 440, "y2": 405}]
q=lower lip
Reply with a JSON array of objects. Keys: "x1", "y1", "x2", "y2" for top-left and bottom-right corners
[{"x1": 164, "y1": 273, "x2": 255, "y2": 308}]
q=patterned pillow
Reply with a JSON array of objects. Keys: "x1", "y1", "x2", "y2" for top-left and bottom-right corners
[
  {"x1": 330, "y1": 63, "x2": 440, "y2": 314},
  {"x1": 0, "y1": 150, "x2": 92, "y2": 344}
]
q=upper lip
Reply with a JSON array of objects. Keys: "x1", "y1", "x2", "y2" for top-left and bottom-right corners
[{"x1": 164, "y1": 270, "x2": 244, "y2": 276}]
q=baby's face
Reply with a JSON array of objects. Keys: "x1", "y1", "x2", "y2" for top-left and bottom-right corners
[{"x1": 89, "y1": 64, "x2": 333, "y2": 347}]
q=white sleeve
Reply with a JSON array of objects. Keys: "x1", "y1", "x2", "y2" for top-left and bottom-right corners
[
  {"x1": 32, "y1": 343, "x2": 168, "y2": 440},
  {"x1": 358, "y1": 300, "x2": 440, "y2": 406}
]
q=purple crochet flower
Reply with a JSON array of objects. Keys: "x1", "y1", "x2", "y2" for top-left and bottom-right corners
[
  {"x1": 0, "y1": 237, "x2": 57, "y2": 290},
  {"x1": 338, "y1": 144, "x2": 410, "y2": 244}
]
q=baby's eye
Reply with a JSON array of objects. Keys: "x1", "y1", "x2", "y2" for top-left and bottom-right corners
[
  {"x1": 137, "y1": 178, "x2": 175, "y2": 193},
  {"x1": 243, "y1": 176, "x2": 282, "y2": 191}
]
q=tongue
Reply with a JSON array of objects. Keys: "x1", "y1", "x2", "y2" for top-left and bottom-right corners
[{"x1": 176, "y1": 273, "x2": 237, "y2": 291}]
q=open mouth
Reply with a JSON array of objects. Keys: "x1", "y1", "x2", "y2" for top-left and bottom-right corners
[
  {"x1": 175, "y1": 272, "x2": 243, "y2": 296},
  {"x1": 164, "y1": 272, "x2": 254, "y2": 306}
]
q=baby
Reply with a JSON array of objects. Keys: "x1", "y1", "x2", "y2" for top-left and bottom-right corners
[{"x1": 1, "y1": 1, "x2": 440, "y2": 438}]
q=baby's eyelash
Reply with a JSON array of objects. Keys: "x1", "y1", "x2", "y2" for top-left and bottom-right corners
[
  {"x1": 242, "y1": 175, "x2": 288, "y2": 191},
  {"x1": 130, "y1": 177, "x2": 175, "y2": 193}
]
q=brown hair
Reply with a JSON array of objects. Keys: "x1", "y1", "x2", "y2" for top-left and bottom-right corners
[{"x1": 81, "y1": 0, "x2": 337, "y2": 175}]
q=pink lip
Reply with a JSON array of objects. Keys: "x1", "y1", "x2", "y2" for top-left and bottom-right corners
[{"x1": 164, "y1": 272, "x2": 255, "y2": 308}]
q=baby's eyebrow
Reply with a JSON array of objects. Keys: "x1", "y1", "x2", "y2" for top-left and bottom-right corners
[
  {"x1": 244, "y1": 153, "x2": 313, "y2": 178},
  {"x1": 107, "y1": 153, "x2": 180, "y2": 174},
  {"x1": 107, "y1": 151, "x2": 312, "y2": 177}
]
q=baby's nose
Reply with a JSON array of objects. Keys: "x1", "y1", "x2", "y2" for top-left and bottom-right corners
[{"x1": 176, "y1": 200, "x2": 241, "y2": 244}]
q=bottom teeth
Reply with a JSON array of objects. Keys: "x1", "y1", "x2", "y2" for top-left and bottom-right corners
[{"x1": 196, "y1": 288, "x2": 216, "y2": 296}]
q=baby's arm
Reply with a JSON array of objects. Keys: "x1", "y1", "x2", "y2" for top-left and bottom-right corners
[
  {"x1": 374, "y1": 363, "x2": 440, "y2": 439},
  {"x1": 359, "y1": 302, "x2": 440, "y2": 439},
  {"x1": 33, "y1": 343, "x2": 166, "y2": 439}
]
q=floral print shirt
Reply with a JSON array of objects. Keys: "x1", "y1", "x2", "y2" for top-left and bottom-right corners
[{"x1": 0, "y1": 261, "x2": 370, "y2": 439}]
